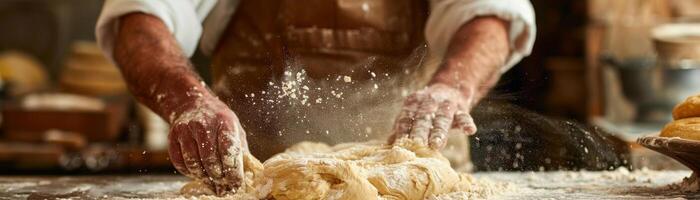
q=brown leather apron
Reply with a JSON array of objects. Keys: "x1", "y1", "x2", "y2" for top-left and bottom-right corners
[{"x1": 210, "y1": 0, "x2": 438, "y2": 160}]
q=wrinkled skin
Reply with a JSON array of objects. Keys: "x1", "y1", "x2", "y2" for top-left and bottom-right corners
[
  {"x1": 390, "y1": 84, "x2": 477, "y2": 149},
  {"x1": 169, "y1": 98, "x2": 249, "y2": 194},
  {"x1": 390, "y1": 16, "x2": 510, "y2": 149},
  {"x1": 114, "y1": 13, "x2": 248, "y2": 195}
]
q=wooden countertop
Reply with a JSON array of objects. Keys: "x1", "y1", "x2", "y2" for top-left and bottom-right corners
[{"x1": 1, "y1": 170, "x2": 698, "y2": 199}]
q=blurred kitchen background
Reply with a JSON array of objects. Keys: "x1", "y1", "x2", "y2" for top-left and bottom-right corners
[{"x1": 2, "y1": 0, "x2": 700, "y2": 174}]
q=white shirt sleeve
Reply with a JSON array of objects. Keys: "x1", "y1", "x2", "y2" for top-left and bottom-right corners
[
  {"x1": 95, "y1": 0, "x2": 217, "y2": 61},
  {"x1": 426, "y1": 0, "x2": 536, "y2": 72}
]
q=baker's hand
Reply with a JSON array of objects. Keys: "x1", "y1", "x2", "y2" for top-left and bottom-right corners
[
  {"x1": 390, "y1": 83, "x2": 477, "y2": 149},
  {"x1": 168, "y1": 97, "x2": 249, "y2": 195}
]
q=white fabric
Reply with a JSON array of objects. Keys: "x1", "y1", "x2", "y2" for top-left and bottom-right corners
[
  {"x1": 96, "y1": 0, "x2": 217, "y2": 59},
  {"x1": 427, "y1": 0, "x2": 536, "y2": 71},
  {"x1": 96, "y1": 0, "x2": 536, "y2": 71}
]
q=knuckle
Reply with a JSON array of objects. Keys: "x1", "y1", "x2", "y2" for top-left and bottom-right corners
[
  {"x1": 424, "y1": 95, "x2": 438, "y2": 103},
  {"x1": 202, "y1": 155, "x2": 219, "y2": 164},
  {"x1": 434, "y1": 112, "x2": 451, "y2": 121},
  {"x1": 455, "y1": 114, "x2": 473, "y2": 123},
  {"x1": 454, "y1": 110, "x2": 469, "y2": 116},
  {"x1": 207, "y1": 164, "x2": 223, "y2": 178},
  {"x1": 184, "y1": 157, "x2": 200, "y2": 168},
  {"x1": 432, "y1": 122, "x2": 450, "y2": 131},
  {"x1": 411, "y1": 123, "x2": 432, "y2": 134},
  {"x1": 435, "y1": 116, "x2": 452, "y2": 124},
  {"x1": 439, "y1": 101, "x2": 454, "y2": 109},
  {"x1": 417, "y1": 113, "x2": 433, "y2": 120}
]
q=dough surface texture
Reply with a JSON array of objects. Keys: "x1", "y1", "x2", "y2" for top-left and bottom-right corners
[{"x1": 182, "y1": 139, "x2": 490, "y2": 200}]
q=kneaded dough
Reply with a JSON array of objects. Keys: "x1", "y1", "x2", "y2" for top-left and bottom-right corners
[
  {"x1": 660, "y1": 117, "x2": 700, "y2": 141},
  {"x1": 182, "y1": 139, "x2": 479, "y2": 200},
  {"x1": 181, "y1": 153, "x2": 271, "y2": 199},
  {"x1": 673, "y1": 94, "x2": 700, "y2": 120}
]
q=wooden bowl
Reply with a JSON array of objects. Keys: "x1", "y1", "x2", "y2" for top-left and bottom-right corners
[{"x1": 638, "y1": 136, "x2": 700, "y2": 173}]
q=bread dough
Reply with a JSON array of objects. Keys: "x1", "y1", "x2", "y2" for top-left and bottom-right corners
[
  {"x1": 265, "y1": 139, "x2": 472, "y2": 200},
  {"x1": 182, "y1": 139, "x2": 481, "y2": 200},
  {"x1": 180, "y1": 153, "x2": 271, "y2": 199},
  {"x1": 660, "y1": 117, "x2": 700, "y2": 141},
  {"x1": 673, "y1": 94, "x2": 700, "y2": 120}
]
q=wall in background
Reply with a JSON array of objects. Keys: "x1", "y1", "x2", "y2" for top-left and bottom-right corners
[
  {"x1": 0, "y1": 0, "x2": 216, "y2": 85},
  {"x1": 0, "y1": 0, "x2": 103, "y2": 80}
]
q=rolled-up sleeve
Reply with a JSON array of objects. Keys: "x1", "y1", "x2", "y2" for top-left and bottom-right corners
[
  {"x1": 426, "y1": 0, "x2": 536, "y2": 72},
  {"x1": 95, "y1": 0, "x2": 217, "y2": 61}
]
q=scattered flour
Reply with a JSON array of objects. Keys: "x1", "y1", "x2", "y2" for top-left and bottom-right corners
[
  {"x1": 172, "y1": 99, "x2": 213, "y2": 125},
  {"x1": 668, "y1": 173, "x2": 700, "y2": 193}
]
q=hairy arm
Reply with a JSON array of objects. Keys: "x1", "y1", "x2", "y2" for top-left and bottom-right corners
[
  {"x1": 113, "y1": 13, "x2": 246, "y2": 195},
  {"x1": 114, "y1": 13, "x2": 211, "y2": 120},
  {"x1": 430, "y1": 16, "x2": 509, "y2": 102},
  {"x1": 392, "y1": 16, "x2": 510, "y2": 149}
]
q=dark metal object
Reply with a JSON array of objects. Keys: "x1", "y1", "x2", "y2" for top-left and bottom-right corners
[
  {"x1": 601, "y1": 55, "x2": 700, "y2": 123},
  {"x1": 600, "y1": 56, "x2": 658, "y2": 103},
  {"x1": 470, "y1": 101, "x2": 631, "y2": 171},
  {"x1": 638, "y1": 136, "x2": 700, "y2": 173}
]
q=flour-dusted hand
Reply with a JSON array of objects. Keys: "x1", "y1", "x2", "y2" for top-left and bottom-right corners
[
  {"x1": 389, "y1": 17, "x2": 512, "y2": 150},
  {"x1": 169, "y1": 97, "x2": 249, "y2": 195},
  {"x1": 110, "y1": 12, "x2": 255, "y2": 197},
  {"x1": 390, "y1": 84, "x2": 477, "y2": 149}
]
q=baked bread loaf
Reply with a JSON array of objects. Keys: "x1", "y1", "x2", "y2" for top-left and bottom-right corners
[
  {"x1": 660, "y1": 117, "x2": 700, "y2": 140},
  {"x1": 673, "y1": 95, "x2": 700, "y2": 120}
]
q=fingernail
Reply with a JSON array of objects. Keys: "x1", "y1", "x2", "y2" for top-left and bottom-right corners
[{"x1": 464, "y1": 126, "x2": 477, "y2": 135}]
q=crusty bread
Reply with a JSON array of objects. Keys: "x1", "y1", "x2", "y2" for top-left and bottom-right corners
[
  {"x1": 673, "y1": 95, "x2": 700, "y2": 120},
  {"x1": 660, "y1": 117, "x2": 700, "y2": 140}
]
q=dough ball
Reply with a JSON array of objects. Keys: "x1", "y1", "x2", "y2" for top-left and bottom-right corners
[
  {"x1": 178, "y1": 141, "x2": 484, "y2": 200},
  {"x1": 660, "y1": 117, "x2": 700, "y2": 140},
  {"x1": 263, "y1": 139, "x2": 462, "y2": 200},
  {"x1": 179, "y1": 153, "x2": 271, "y2": 199},
  {"x1": 673, "y1": 95, "x2": 700, "y2": 120}
]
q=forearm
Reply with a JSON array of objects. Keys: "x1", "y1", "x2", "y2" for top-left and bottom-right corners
[
  {"x1": 430, "y1": 16, "x2": 510, "y2": 101},
  {"x1": 114, "y1": 13, "x2": 214, "y2": 122}
]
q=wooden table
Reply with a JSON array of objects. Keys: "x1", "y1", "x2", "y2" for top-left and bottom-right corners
[{"x1": 1, "y1": 170, "x2": 698, "y2": 199}]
